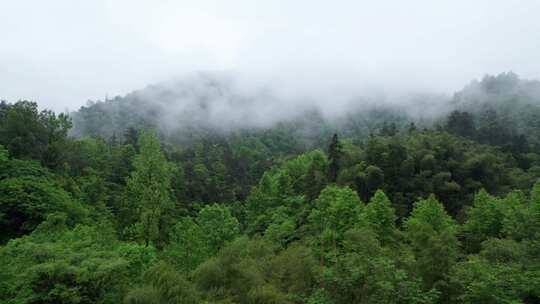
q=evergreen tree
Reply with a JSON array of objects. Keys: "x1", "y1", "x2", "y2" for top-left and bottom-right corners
[{"x1": 327, "y1": 133, "x2": 343, "y2": 183}]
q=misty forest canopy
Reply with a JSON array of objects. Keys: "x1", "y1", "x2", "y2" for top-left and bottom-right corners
[{"x1": 1, "y1": 72, "x2": 540, "y2": 303}]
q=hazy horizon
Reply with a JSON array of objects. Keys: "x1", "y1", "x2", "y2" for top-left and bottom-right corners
[{"x1": 2, "y1": 0, "x2": 540, "y2": 112}]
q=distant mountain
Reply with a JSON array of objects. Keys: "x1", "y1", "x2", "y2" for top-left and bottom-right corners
[
  {"x1": 451, "y1": 72, "x2": 540, "y2": 146},
  {"x1": 70, "y1": 72, "x2": 540, "y2": 147}
]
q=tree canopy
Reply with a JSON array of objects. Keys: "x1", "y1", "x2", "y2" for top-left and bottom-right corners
[{"x1": 2, "y1": 73, "x2": 540, "y2": 303}]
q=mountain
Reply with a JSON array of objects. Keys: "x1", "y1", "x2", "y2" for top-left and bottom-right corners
[{"x1": 69, "y1": 73, "x2": 451, "y2": 146}]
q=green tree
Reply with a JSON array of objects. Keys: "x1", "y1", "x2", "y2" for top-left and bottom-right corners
[
  {"x1": 268, "y1": 243, "x2": 318, "y2": 297},
  {"x1": 264, "y1": 206, "x2": 296, "y2": 246},
  {"x1": 324, "y1": 228, "x2": 438, "y2": 304},
  {"x1": 0, "y1": 156, "x2": 86, "y2": 242},
  {"x1": 125, "y1": 130, "x2": 175, "y2": 247},
  {"x1": 0, "y1": 101, "x2": 71, "y2": 168},
  {"x1": 164, "y1": 217, "x2": 207, "y2": 271},
  {"x1": 405, "y1": 196, "x2": 459, "y2": 293},
  {"x1": 327, "y1": 134, "x2": 343, "y2": 183},
  {"x1": 305, "y1": 150, "x2": 328, "y2": 201},
  {"x1": 165, "y1": 205, "x2": 240, "y2": 271},
  {"x1": 362, "y1": 165, "x2": 384, "y2": 201},
  {"x1": 450, "y1": 238, "x2": 530, "y2": 303},
  {"x1": 198, "y1": 203, "x2": 240, "y2": 255},
  {"x1": 445, "y1": 110, "x2": 476, "y2": 139},
  {"x1": 0, "y1": 215, "x2": 156, "y2": 304},
  {"x1": 462, "y1": 189, "x2": 505, "y2": 252},
  {"x1": 0, "y1": 145, "x2": 7, "y2": 163},
  {"x1": 362, "y1": 190, "x2": 397, "y2": 244},
  {"x1": 124, "y1": 263, "x2": 200, "y2": 304},
  {"x1": 308, "y1": 185, "x2": 364, "y2": 267},
  {"x1": 526, "y1": 180, "x2": 540, "y2": 238},
  {"x1": 193, "y1": 237, "x2": 271, "y2": 304}
]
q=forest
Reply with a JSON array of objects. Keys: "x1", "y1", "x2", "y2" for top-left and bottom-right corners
[{"x1": 1, "y1": 72, "x2": 540, "y2": 303}]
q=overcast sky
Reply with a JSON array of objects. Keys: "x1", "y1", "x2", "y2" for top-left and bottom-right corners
[{"x1": 1, "y1": 0, "x2": 540, "y2": 111}]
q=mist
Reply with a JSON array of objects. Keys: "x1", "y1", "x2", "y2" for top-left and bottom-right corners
[
  {"x1": 2, "y1": 0, "x2": 540, "y2": 114},
  {"x1": 69, "y1": 71, "x2": 456, "y2": 142}
]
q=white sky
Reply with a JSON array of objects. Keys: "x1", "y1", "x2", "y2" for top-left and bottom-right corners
[{"x1": 1, "y1": 0, "x2": 540, "y2": 111}]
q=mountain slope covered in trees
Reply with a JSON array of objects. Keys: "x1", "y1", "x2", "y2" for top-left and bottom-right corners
[{"x1": 1, "y1": 72, "x2": 540, "y2": 303}]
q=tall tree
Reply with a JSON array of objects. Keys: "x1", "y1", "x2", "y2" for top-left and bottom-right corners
[
  {"x1": 462, "y1": 189, "x2": 505, "y2": 252},
  {"x1": 327, "y1": 133, "x2": 343, "y2": 183},
  {"x1": 362, "y1": 190, "x2": 397, "y2": 244},
  {"x1": 405, "y1": 195, "x2": 459, "y2": 294},
  {"x1": 308, "y1": 185, "x2": 364, "y2": 268},
  {"x1": 125, "y1": 129, "x2": 175, "y2": 247},
  {"x1": 304, "y1": 150, "x2": 328, "y2": 201}
]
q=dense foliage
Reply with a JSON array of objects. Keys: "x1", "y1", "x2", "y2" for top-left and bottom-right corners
[{"x1": 1, "y1": 73, "x2": 540, "y2": 303}]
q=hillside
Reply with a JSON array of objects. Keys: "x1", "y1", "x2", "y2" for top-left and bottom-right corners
[{"x1": 1, "y1": 73, "x2": 540, "y2": 303}]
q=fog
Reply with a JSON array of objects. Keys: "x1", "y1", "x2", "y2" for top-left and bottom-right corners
[{"x1": 2, "y1": 0, "x2": 540, "y2": 112}]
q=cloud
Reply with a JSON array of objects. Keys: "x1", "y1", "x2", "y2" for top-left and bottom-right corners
[{"x1": 1, "y1": 0, "x2": 540, "y2": 111}]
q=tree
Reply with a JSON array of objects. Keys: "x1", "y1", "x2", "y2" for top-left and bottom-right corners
[
  {"x1": 305, "y1": 150, "x2": 328, "y2": 201},
  {"x1": 360, "y1": 165, "x2": 384, "y2": 201},
  {"x1": 405, "y1": 196, "x2": 459, "y2": 292},
  {"x1": 408, "y1": 122, "x2": 418, "y2": 134},
  {"x1": 477, "y1": 109, "x2": 511, "y2": 146},
  {"x1": 450, "y1": 239, "x2": 529, "y2": 303},
  {"x1": 324, "y1": 228, "x2": 439, "y2": 304},
  {"x1": 0, "y1": 145, "x2": 8, "y2": 163},
  {"x1": 462, "y1": 190, "x2": 505, "y2": 252},
  {"x1": 165, "y1": 218, "x2": 207, "y2": 271},
  {"x1": 269, "y1": 243, "x2": 317, "y2": 297},
  {"x1": 193, "y1": 237, "x2": 270, "y2": 304},
  {"x1": 123, "y1": 127, "x2": 140, "y2": 150},
  {"x1": 125, "y1": 130, "x2": 175, "y2": 247},
  {"x1": 197, "y1": 204, "x2": 240, "y2": 255},
  {"x1": 0, "y1": 101, "x2": 71, "y2": 168},
  {"x1": 264, "y1": 206, "x2": 296, "y2": 246},
  {"x1": 450, "y1": 255, "x2": 524, "y2": 304},
  {"x1": 327, "y1": 134, "x2": 343, "y2": 183},
  {"x1": 380, "y1": 122, "x2": 398, "y2": 136},
  {"x1": 309, "y1": 186, "x2": 364, "y2": 240},
  {"x1": 0, "y1": 156, "x2": 86, "y2": 243},
  {"x1": 362, "y1": 190, "x2": 397, "y2": 244},
  {"x1": 0, "y1": 216, "x2": 156, "y2": 304},
  {"x1": 124, "y1": 263, "x2": 200, "y2": 304},
  {"x1": 445, "y1": 111, "x2": 476, "y2": 139},
  {"x1": 308, "y1": 185, "x2": 364, "y2": 268}
]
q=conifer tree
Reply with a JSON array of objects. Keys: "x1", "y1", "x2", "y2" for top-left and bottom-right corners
[{"x1": 327, "y1": 133, "x2": 343, "y2": 183}]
